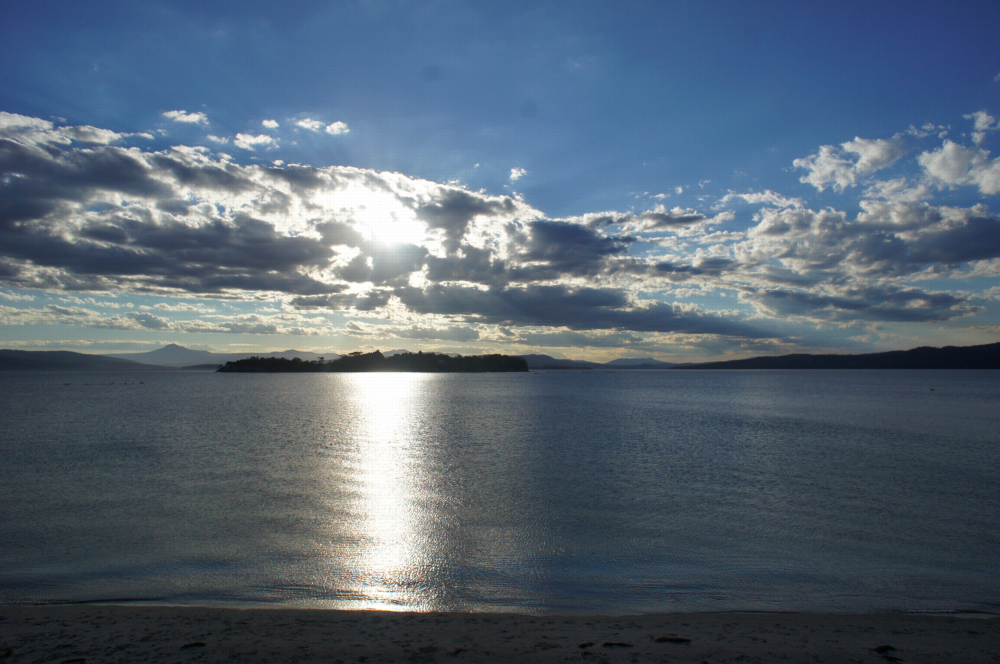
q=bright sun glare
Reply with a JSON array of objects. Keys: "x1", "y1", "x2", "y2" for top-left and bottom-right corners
[{"x1": 350, "y1": 189, "x2": 427, "y2": 246}]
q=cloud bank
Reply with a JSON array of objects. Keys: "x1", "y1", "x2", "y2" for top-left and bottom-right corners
[{"x1": 1, "y1": 110, "x2": 998, "y2": 358}]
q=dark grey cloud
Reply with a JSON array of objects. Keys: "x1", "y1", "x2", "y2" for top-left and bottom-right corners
[
  {"x1": 637, "y1": 208, "x2": 708, "y2": 229},
  {"x1": 747, "y1": 286, "x2": 975, "y2": 323},
  {"x1": 0, "y1": 139, "x2": 171, "y2": 203},
  {"x1": 289, "y1": 290, "x2": 392, "y2": 311},
  {"x1": 516, "y1": 220, "x2": 631, "y2": 277},
  {"x1": 425, "y1": 245, "x2": 508, "y2": 286},
  {"x1": 416, "y1": 188, "x2": 516, "y2": 252},
  {"x1": 149, "y1": 153, "x2": 256, "y2": 193},
  {"x1": 394, "y1": 283, "x2": 773, "y2": 337},
  {"x1": 907, "y1": 216, "x2": 1000, "y2": 264},
  {"x1": 316, "y1": 221, "x2": 366, "y2": 248}
]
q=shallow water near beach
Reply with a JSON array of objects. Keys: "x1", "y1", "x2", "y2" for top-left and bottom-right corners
[{"x1": 1, "y1": 369, "x2": 998, "y2": 614}]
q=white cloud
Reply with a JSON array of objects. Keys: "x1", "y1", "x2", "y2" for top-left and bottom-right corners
[
  {"x1": 0, "y1": 112, "x2": 69, "y2": 146},
  {"x1": 794, "y1": 135, "x2": 907, "y2": 192},
  {"x1": 162, "y1": 110, "x2": 208, "y2": 124},
  {"x1": 233, "y1": 133, "x2": 277, "y2": 150},
  {"x1": 862, "y1": 178, "x2": 932, "y2": 204},
  {"x1": 262, "y1": 119, "x2": 279, "y2": 129},
  {"x1": 918, "y1": 140, "x2": 1000, "y2": 195},
  {"x1": 843, "y1": 137, "x2": 907, "y2": 174},
  {"x1": 295, "y1": 118, "x2": 325, "y2": 131},
  {"x1": 0, "y1": 291, "x2": 35, "y2": 301},
  {"x1": 510, "y1": 167, "x2": 527, "y2": 181},
  {"x1": 964, "y1": 110, "x2": 998, "y2": 146},
  {"x1": 206, "y1": 135, "x2": 229, "y2": 144},
  {"x1": 59, "y1": 125, "x2": 124, "y2": 145},
  {"x1": 0, "y1": 112, "x2": 52, "y2": 132},
  {"x1": 325, "y1": 121, "x2": 349, "y2": 135},
  {"x1": 715, "y1": 189, "x2": 804, "y2": 209}
]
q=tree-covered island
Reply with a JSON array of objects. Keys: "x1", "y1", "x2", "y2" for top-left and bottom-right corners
[{"x1": 217, "y1": 350, "x2": 529, "y2": 373}]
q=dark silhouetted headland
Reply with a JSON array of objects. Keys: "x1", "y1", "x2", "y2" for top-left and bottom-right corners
[
  {"x1": 677, "y1": 342, "x2": 1000, "y2": 370},
  {"x1": 217, "y1": 350, "x2": 529, "y2": 373}
]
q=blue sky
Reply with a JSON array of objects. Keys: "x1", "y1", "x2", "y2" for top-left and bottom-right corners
[{"x1": 1, "y1": 1, "x2": 999, "y2": 361}]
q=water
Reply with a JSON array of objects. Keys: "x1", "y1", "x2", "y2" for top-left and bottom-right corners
[{"x1": 1, "y1": 369, "x2": 998, "y2": 614}]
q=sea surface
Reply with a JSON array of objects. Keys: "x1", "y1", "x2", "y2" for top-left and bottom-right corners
[{"x1": 1, "y1": 369, "x2": 998, "y2": 614}]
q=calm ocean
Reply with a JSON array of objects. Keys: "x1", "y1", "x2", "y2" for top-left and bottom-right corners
[{"x1": 1, "y1": 370, "x2": 998, "y2": 614}]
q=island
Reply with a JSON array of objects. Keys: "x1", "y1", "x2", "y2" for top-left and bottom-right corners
[{"x1": 217, "y1": 350, "x2": 529, "y2": 373}]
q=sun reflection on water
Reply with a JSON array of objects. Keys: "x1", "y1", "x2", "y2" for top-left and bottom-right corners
[{"x1": 336, "y1": 372, "x2": 441, "y2": 610}]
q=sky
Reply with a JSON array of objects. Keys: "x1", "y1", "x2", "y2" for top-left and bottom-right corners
[{"x1": 1, "y1": 0, "x2": 999, "y2": 362}]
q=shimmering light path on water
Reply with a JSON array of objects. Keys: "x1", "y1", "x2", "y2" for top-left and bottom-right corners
[{"x1": 1, "y1": 370, "x2": 998, "y2": 614}]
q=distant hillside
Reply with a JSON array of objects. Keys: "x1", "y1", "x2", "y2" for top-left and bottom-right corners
[
  {"x1": 106, "y1": 344, "x2": 339, "y2": 367},
  {"x1": 604, "y1": 357, "x2": 675, "y2": 367},
  {"x1": 681, "y1": 342, "x2": 1000, "y2": 370},
  {"x1": 0, "y1": 349, "x2": 174, "y2": 371},
  {"x1": 522, "y1": 354, "x2": 675, "y2": 370}
]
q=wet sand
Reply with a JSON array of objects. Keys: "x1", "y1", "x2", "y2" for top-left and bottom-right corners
[{"x1": 0, "y1": 605, "x2": 997, "y2": 663}]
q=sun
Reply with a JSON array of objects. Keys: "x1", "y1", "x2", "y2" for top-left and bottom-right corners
[
  {"x1": 357, "y1": 207, "x2": 427, "y2": 247},
  {"x1": 331, "y1": 186, "x2": 427, "y2": 246}
]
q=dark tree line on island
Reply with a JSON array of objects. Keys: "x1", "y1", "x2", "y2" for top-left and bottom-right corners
[{"x1": 217, "y1": 350, "x2": 529, "y2": 373}]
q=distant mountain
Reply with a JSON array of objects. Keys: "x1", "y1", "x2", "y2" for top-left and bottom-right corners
[
  {"x1": 0, "y1": 349, "x2": 175, "y2": 371},
  {"x1": 679, "y1": 342, "x2": 1000, "y2": 370},
  {"x1": 106, "y1": 344, "x2": 339, "y2": 368},
  {"x1": 604, "y1": 357, "x2": 676, "y2": 367},
  {"x1": 521, "y1": 354, "x2": 600, "y2": 369},
  {"x1": 105, "y1": 343, "x2": 215, "y2": 367}
]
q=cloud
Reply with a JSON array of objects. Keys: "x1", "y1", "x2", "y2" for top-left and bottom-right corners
[
  {"x1": 295, "y1": 118, "x2": 325, "y2": 131},
  {"x1": 234, "y1": 133, "x2": 277, "y2": 150},
  {"x1": 58, "y1": 125, "x2": 124, "y2": 145},
  {"x1": 262, "y1": 119, "x2": 279, "y2": 129},
  {"x1": 715, "y1": 190, "x2": 804, "y2": 209},
  {"x1": 2, "y1": 111, "x2": 998, "y2": 353},
  {"x1": 629, "y1": 206, "x2": 731, "y2": 233},
  {"x1": 513, "y1": 220, "x2": 630, "y2": 278},
  {"x1": 964, "y1": 110, "x2": 998, "y2": 146},
  {"x1": 0, "y1": 291, "x2": 35, "y2": 301},
  {"x1": 510, "y1": 167, "x2": 527, "y2": 181},
  {"x1": 349, "y1": 324, "x2": 481, "y2": 342},
  {"x1": 745, "y1": 285, "x2": 976, "y2": 324},
  {"x1": 207, "y1": 135, "x2": 229, "y2": 144},
  {"x1": 794, "y1": 135, "x2": 907, "y2": 191},
  {"x1": 325, "y1": 121, "x2": 349, "y2": 135},
  {"x1": 509, "y1": 329, "x2": 644, "y2": 348},
  {"x1": 162, "y1": 110, "x2": 208, "y2": 124},
  {"x1": 0, "y1": 112, "x2": 127, "y2": 147},
  {"x1": 393, "y1": 283, "x2": 772, "y2": 338},
  {"x1": 918, "y1": 140, "x2": 1000, "y2": 195}
]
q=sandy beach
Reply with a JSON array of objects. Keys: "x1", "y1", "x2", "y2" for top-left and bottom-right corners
[{"x1": 0, "y1": 605, "x2": 996, "y2": 663}]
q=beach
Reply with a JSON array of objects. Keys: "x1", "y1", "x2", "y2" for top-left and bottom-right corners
[{"x1": 1, "y1": 606, "x2": 996, "y2": 663}]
